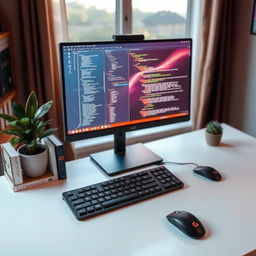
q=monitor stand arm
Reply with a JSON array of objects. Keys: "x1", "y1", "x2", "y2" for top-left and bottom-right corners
[
  {"x1": 114, "y1": 132, "x2": 126, "y2": 153},
  {"x1": 90, "y1": 132, "x2": 163, "y2": 176}
]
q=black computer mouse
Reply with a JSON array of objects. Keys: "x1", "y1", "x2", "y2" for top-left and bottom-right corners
[
  {"x1": 193, "y1": 166, "x2": 222, "y2": 181},
  {"x1": 166, "y1": 210, "x2": 206, "y2": 239}
]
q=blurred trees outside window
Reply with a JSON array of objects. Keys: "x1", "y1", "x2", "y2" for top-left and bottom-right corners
[{"x1": 65, "y1": 0, "x2": 189, "y2": 41}]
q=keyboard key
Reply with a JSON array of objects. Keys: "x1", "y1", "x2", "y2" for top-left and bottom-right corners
[
  {"x1": 142, "y1": 182, "x2": 158, "y2": 189},
  {"x1": 86, "y1": 206, "x2": 94, "y2": 213},
  {"x1": 102, "y1": 193, "x2": 138, "y2": 208},
  {"x1": 142, "y1": 178, "x2": 154, "y2": 184},
  {"x1": 72, "y1": 199, "x2": 84, "y2": 206},
  {"x1": 78, "y1": 209, "x2": 87, "y2": 216},
  {"x1": 163, "y1": 183, "x2": 172, "y2": 189},
  {"x1": 95, "y1": 204, "x2": 102, "y2": 211},
  {"x1": 75, "y1": 202, "x2": 91, "y2": 210}
]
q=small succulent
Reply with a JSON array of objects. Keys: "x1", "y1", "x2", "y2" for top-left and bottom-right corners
[
  {"x1": 0, "y1": 91, "x2": 57, "y2": 155},
  {"x1": 206, "y1": 121, "x2": 223, "y2": 135}
]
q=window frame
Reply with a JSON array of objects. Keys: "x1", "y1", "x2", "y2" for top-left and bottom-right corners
[{"x1": 116, "y1": 0, "x2": 132, "y2": 34}]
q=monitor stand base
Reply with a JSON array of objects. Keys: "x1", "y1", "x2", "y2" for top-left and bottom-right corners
[{"x1": 90, "y1": 143, "x2": 163, "y2": 176}]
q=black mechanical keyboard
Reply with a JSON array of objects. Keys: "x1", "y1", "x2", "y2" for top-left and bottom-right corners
[{"x1": 62, "y1": 166, "x2": 184, "y2": 220}]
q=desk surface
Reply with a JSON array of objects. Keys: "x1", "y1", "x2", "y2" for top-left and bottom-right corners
[{"x1": 1, "y1": 124, "x2": 256, "y2": 256}]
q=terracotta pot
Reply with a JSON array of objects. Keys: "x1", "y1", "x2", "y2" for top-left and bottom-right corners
[
  {"x1": 205, "y1": 132, "x2": 222, "y2": 146},
  {"x1": 18, "y1": 144, "x2": 48, "y2": 178}
]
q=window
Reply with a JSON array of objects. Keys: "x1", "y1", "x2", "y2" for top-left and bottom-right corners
[
  {"x1": 65, "y1": 0, "x2": 115, "y2": 41},
  {"x1": 132, "y1": 0, "x2": 188, "y2": 39},
  {"x1": 65, "y1": 0, "x2": 189, "y2": 41}
]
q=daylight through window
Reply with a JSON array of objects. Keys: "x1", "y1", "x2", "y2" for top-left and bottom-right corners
[{"x1": 65, "y1": 0, "x2": 189, "y2": 41}]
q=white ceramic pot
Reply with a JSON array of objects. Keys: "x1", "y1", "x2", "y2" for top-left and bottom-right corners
[
  {"x1": 205, "y1": 131, "x2": 222, "y2": 146},
  {"x1": 18, "y1": 144, "x2": 48, "y2": 178}
]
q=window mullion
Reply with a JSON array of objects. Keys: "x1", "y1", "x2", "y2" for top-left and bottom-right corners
[
  {"x1": 185, "y1": 0, "x2": 193, "y2": 37},
  {"x1": 116, "y1": 0, "x2": 132, "y2": 34}
]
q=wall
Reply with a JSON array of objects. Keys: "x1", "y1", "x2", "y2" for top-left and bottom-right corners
[
  {"x1": 0, "y1": 0, "x2": 26, "y2": 103},
  {"x1": 227, "y1": 0, "x2": 256, "y2": 137}
]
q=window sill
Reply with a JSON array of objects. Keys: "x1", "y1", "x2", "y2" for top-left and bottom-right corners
[{"x1": 71, "y1": 121, "x2": 192, "y2": 159}]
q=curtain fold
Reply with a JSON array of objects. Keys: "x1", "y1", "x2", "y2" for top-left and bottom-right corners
[
  {"x1": 192, "y1": 0, "x2": 233, "y2": 129},
  {"x1": 18, "y1": 0, "x2": 67, "y2": 139}
]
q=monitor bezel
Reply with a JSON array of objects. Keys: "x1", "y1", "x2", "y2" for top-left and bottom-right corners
[{"x1": 59, "y1": 38, "x2": 192, "y2": 142}]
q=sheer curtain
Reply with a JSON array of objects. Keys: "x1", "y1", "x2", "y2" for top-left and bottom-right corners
[
  {"x1": 51, "y1": 0, "x2": 68, "y2": 48},
  {"x1": 192, "y1": 0, "x2": 234, "y2": 129}
]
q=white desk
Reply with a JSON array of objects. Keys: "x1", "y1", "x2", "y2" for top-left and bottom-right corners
[{"x1": 1, "y1": 124, "x2": 256, "y2": 256}]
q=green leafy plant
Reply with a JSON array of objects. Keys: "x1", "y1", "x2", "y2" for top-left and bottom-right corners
[
  {"x1": 0, "y1": 91, "x2": 57, "y2": 155},
  {"x1": 206, "y1": 121, "x2": 223, "y2": 135}
]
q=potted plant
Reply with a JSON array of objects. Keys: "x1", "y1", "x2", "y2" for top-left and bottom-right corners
[
  {"x1": 205, "y1": 121, "x2": 223, "y2": 146},
  {"x1": 0, "y1": 91, "x2": 57, "y2": 177}
]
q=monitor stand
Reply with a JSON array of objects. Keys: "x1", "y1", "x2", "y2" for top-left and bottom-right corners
[{"x1": 90, "y1": 132, "x2": 163, "y2": 176}]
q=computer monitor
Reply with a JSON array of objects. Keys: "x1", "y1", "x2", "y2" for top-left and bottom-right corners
[{"x1": 59, "y1": 38, "x2": 192, "y2": 176}]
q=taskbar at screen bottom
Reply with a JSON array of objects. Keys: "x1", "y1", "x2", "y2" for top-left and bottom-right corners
[{"x1": 67, "y1": 112, "x2": 189, "y2": 135}]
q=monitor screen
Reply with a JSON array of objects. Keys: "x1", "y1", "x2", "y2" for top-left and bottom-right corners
[{"x1": 60, "y1": 38, "x2": 192, "y2": 142}]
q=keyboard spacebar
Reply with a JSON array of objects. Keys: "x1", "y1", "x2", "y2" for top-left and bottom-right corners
[{"x1": 102, "y1": 193, "x2": 138, "y2": 208}]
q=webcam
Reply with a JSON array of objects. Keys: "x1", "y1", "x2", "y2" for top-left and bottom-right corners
[{"x1": 112, "y1": 34, "x2": 145, "y2": 42}]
